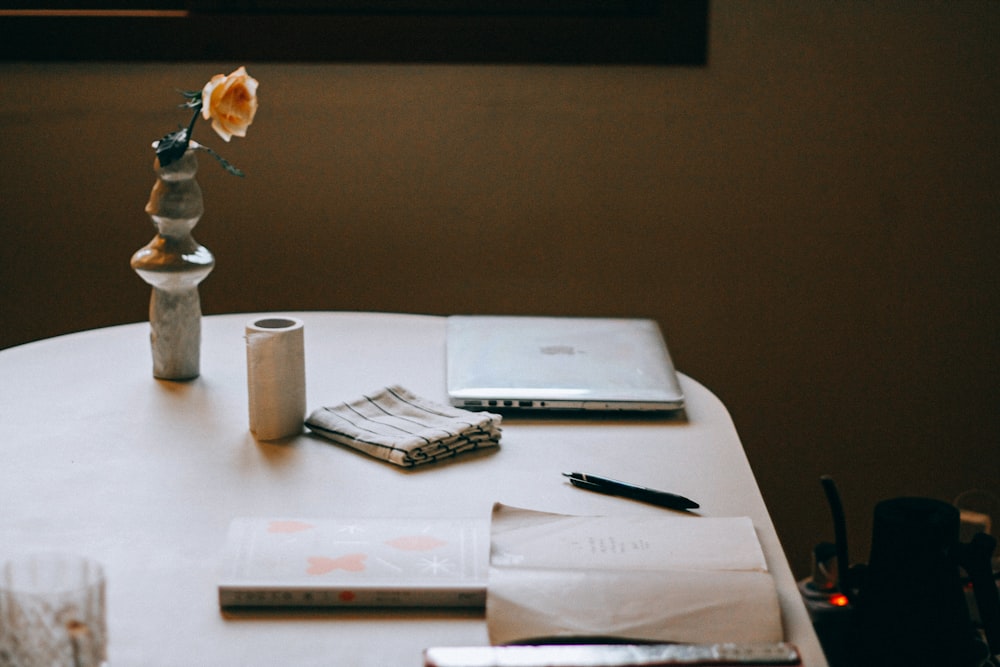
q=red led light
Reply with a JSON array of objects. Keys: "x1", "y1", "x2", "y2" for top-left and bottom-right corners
[{"x1": 829, "y1": 593, "x2": 849, "y2": 607}]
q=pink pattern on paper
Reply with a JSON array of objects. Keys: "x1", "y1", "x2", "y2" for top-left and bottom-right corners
[
  {"x1": 268, "y1": 520, "x2": 315, "y2": 533},
  {"x1": 386, "y1": 535, "x2": 448, "y2": 551},
  {"x1": 307, "y1": 554, "x2": 367, "y2": 575}
]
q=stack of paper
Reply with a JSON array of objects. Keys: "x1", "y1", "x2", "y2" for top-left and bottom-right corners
[{"x1": 486, "y1": 504, "x2": 783, "y2": 645}]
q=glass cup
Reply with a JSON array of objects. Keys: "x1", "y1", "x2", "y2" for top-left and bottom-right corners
[{"x1": 0, "y1": 553, "x2": 106, "y2": 667}]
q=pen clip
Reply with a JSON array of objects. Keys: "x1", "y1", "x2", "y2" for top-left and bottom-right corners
[
  {"x1": 564, "y1": 475, "x2": 611, "y2": 494},
  {"x1": 569, "y1": 478, "x2": 600, "y2": 490}
]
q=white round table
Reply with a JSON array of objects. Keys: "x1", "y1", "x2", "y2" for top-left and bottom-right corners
[{"x1": 0, "y1": 312, "x2": 827, "y2": 666}]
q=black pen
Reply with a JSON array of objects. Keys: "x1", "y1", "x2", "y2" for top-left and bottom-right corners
[{"x1": 562, "y1": 472, "x2": 699, "y2": 511}]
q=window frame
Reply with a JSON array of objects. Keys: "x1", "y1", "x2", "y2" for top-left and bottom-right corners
[{"x1": 0, "y1": 0, "x2": 708, "y2": 64}]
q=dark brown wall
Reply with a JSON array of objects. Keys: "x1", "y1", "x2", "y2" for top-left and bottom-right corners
[{"x1": 2, "y1": 2, "x2": 998, "y2": 578}]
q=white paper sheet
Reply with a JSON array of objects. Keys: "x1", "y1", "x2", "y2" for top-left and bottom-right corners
[{"x1": 486, "y1": 504, "x2": 784, "y2": 645}]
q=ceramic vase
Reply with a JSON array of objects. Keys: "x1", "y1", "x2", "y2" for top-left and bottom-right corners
[{"x1": 131, "y1": 149, "x2": 215, "y2": 380}]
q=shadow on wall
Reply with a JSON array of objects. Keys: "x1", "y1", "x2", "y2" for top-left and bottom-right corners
[{"x1": 1, "y1": 3, "x2": 999, "y2": 581}]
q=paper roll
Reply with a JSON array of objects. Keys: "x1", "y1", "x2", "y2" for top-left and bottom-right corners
[{"x1": 246, "y1": 317, "x2": 306, "y2": 441}]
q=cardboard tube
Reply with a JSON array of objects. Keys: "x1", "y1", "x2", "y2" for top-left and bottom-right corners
[{"x1": 246, "y1": 317, "x2": 306, "y2": 441}]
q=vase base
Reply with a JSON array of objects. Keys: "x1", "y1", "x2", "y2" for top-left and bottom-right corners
[{"x1": 153, "y1": 373, "x2": 200, "y2": 382}]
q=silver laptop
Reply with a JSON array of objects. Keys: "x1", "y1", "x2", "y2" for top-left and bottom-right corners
[{"x1": 446, "y1": 315, "x2": 684, "y2": 412}]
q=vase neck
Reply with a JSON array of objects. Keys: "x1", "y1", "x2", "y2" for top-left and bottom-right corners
[
  {"x1": 155, "y1": 148, "x2": 199, "y2": 180},
  {"x1": 154, "y1": 217, "x2": 197, "y2": 239},
  {"x1": 146, "y1": 148, "x2": 204, "y2": 228}
]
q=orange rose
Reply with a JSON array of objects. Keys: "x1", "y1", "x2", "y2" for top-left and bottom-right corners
[{"x1": 201, "y1": 66, "x2": 259, "y2": 142}]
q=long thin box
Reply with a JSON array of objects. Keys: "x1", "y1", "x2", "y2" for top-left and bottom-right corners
[{"x1": 423, "y1": 643, "x2": 802, "y2": 666}]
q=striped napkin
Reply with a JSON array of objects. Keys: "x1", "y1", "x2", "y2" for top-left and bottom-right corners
[{"x1": 304, "y1": 385, "x2": 502, "y2": 467}]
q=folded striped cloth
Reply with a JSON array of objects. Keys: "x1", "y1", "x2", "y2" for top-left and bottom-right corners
[{"x1": 304, "y1": 385, "x2": 502, "y2": 467}]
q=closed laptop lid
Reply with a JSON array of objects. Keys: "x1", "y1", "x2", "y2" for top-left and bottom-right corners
[{"x1": 446, "y1": 316, "x2": 684, "y2": 411}]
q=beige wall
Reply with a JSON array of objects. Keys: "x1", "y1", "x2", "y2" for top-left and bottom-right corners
[{"x1": 2, "y1": 2, "x2": 998, "y2": 578}]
